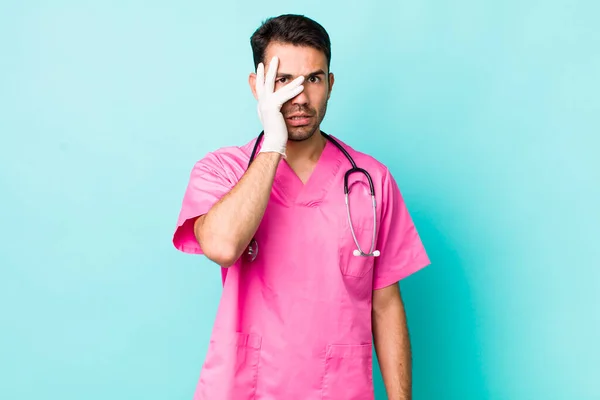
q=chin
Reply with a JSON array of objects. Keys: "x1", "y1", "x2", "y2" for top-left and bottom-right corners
[{"x1": 287, "y1": 125, "x2": 318, "y2": 142}]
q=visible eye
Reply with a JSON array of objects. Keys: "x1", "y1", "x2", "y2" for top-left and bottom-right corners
[
  {"x1": 308, "y1": 76, "x2": 321, "y2": 83},
  {"x1": 277, "y1": 77, "x2": 288, "y2": 84}
]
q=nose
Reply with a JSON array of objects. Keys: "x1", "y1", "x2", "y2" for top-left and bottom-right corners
[{"x1": 291, "y1": 87, "x2": 309, "y2": 106}]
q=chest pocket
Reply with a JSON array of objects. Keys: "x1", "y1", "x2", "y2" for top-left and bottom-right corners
[{"x1": 338, "y1": 179, "x2": 377, "y2": 278}]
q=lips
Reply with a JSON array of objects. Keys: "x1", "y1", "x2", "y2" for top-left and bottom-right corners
[{"x1": 286, "y1": 114, "x2": 313, "y2": 127}]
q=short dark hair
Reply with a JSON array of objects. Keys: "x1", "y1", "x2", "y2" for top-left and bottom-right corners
[{"x1": 250, "y1": 14, "x2": 331, "y2": 71}]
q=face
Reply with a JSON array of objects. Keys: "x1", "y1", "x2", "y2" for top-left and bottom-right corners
[{"x1": 250, "y1": 42, "x2": 334, "y2": 142}]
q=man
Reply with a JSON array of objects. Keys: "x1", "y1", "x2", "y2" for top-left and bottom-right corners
[{"x1": 173, "y1": 14, "x2": 430, "y2": 400}]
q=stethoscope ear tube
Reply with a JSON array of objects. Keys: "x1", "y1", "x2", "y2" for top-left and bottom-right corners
[{"x1": 344, "y1": 168, "x2": 375, "y2": 196}]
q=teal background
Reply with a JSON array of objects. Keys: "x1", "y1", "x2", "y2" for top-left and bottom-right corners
[{"x1": 1, "y1": 0, "x2": 598, "y2": 399}]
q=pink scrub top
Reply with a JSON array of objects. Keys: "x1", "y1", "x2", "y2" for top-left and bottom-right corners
[{"x1": 173, "y1": 134, "x2": 430, "y2": 400}]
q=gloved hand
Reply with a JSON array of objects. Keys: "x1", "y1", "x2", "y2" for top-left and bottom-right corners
[{"x1": 255, "y1": 56, "x2": 305, "y2": 157}]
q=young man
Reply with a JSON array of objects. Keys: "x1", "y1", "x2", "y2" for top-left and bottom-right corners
[{"x1": 173, "y1": 14, "x2": 430, "y2": 400}]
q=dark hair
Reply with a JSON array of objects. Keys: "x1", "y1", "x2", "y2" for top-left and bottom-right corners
[{"x1": 250, "y1": 14, "x2": 331, "y2": 71}]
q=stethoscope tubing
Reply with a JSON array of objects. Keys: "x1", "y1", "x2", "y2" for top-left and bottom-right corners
[{"x1": 246, "y1": 131, "x2": 379, "y2": 259}]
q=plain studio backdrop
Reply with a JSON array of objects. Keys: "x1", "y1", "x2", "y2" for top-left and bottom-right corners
[{"x1": 1, "y1": 1, "x2": 598, "y2": 399}]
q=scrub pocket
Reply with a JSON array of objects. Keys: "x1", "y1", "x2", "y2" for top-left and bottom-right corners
[
  {"x1": 196, "y1": 332, "x2": 261, "y2": 399},
  {"x1": 338, "y1": 219, "x2": 375, "y2": 278},
  {"x1": 321, "y1": 344, "x2": 374, "y2": 400}
]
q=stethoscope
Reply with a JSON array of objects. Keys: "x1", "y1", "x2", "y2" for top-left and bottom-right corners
[{"x1": 244, "y1": 130, "x2": 380, "y2": 262}]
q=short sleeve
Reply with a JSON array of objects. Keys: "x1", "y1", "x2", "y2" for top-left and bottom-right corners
[
  {"x1": 172, "y1": 153, "x2": 235, "y2": 255},
  {"x1": 372, "y1": 168, "x2": 430, "y2": 289}
]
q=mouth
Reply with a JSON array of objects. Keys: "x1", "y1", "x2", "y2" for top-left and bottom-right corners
[{"x1": 286, "y1": 114, "x2": 313, "y2": 127}]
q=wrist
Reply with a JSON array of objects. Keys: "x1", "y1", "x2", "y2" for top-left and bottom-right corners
[
  {"x1": 258, "y1": 137, "x2": 287, "y2": 158},
  {"x1": 256, "y1": 150, "x2": 284, "y2": 163}
]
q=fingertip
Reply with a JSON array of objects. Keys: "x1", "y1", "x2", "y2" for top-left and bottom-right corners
[{"x1": 267, "y1": 56, "x2": 278, "y2": 68}]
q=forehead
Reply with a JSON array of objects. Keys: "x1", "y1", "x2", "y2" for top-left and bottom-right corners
[{"x1": 264, "y1": 42, "x2": 328, "y2": 74}]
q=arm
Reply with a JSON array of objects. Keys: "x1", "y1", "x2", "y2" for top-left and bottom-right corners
[
  {"x1": 372, "y1": 282, "x2": 412, "y2": 400},
  {"x1": 193, "y1": 56, "x2": 304, "y2": 267},
  {"x1": 194, "y1": 151, "x2": 281, "y2": 266}
]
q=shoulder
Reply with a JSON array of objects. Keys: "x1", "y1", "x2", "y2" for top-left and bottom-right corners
[
  {"x1": 189, "y1": 137, "x2": 257, "y2": 181},
  {"x1": 327, "y1": 135, "x2": 409, "y2": 214},
  {"x1": 327, "y1": 134, "x2": 392, "y2": 182}
]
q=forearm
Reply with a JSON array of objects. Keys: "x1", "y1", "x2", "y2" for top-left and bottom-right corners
[
  {"x1": 372, "y1": 288, "x2": 412, "y2": 399},
  {"x1": 195, "y1": 151, "x2": 281, "y2": 266}
]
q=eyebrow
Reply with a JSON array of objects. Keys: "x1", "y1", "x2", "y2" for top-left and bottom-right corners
[{"x1": 276, "y1": 69, "x2": 326, "y2": 79}]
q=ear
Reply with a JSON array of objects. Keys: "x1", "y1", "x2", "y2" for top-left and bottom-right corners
[
  {"x1": 327, "y1": 73, "x2": 335, "y2": 100},
  {"x1": 249, "y1": 73, "x2": 258, "y2": 100}
]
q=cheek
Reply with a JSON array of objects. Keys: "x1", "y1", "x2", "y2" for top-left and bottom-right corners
[{"x1": 306, "y1": 86, "x2": 328, "y2": 103}]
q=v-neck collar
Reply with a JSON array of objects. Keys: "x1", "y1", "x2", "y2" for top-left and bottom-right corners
[{"x1": 273, "y1": 136, "x2": 345, "y2": 207}]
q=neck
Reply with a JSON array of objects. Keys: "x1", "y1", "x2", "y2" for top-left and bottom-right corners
[{"x1": 285, "y1": 129, "x2": 327, "y2": 164}]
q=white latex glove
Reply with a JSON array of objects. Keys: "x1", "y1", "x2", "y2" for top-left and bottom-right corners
[{"x1": 255, "y1": 56, "x2": 305, "y2": 157}]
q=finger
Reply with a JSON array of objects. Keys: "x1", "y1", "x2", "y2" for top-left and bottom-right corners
[
  {"x1": 286, "y1": 75, "x2": 305, "y2": 88},
  {"x1": 255, "y1": 63, "x2": 265, "y2": 97},
  {"x1": 273, "y1": 75, "x2": 304, "y2": 99},
  {"x1": 256, "y1": 103, "x2": 263, "y2": 124},
  {"x1": 265, "y1": 56, "x2": 279, "y2": 93},
  {"x1": 275, "y1": 84, "x2": 305, "y2": 105},
  {"x1": 275, "y1": 75, "x2": 304, "y2": 96}
]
